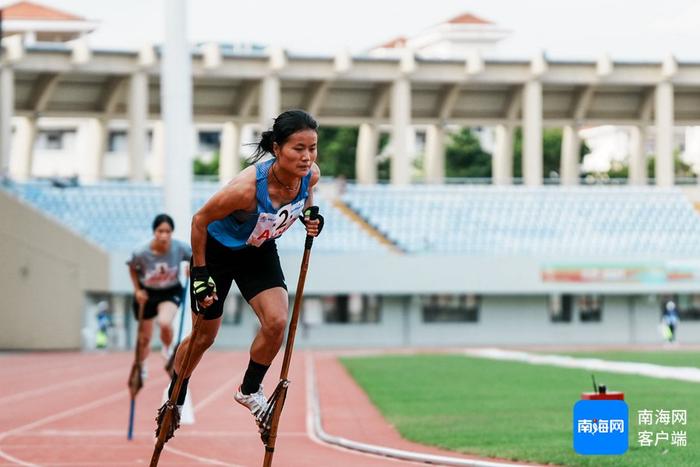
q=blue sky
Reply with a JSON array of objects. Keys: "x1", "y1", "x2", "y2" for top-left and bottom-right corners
[{"x1": 3, "y1": 0, "x2": 700, "y2": 61}]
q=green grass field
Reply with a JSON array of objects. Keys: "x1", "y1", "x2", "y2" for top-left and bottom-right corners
[{"x1": 340, "y1": 352, "x2": 699, "y2": 467}]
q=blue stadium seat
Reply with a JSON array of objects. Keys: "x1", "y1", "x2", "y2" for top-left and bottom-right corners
[
  {"x1": 2, "y1": 180, "x2": 386, "y2": 254},
  {"x1": 6, "y1": 181, "x2": 700, "y2": 257},
  {"x1": 342, "y1": 185, "x2": 700, "y2": 256}
]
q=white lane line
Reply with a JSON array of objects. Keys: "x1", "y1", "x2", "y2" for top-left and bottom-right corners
[
  {"x1": 306, "y1": 353, "x2": 543, "y2": 467},
  {"x1": 0, "y1": 390, "x2": 128, "y2": 442},
  {"x1": 193, "y1": 370, "x2": 244, "y2": 411},
  {"x1": 464, "y1": 348, "x2": 700, "y2": 383},
  {"x1": 0, "y1": 390, "x2": 127, "y2": 467},
  {"x1": 0, "y1": 449, "x2": 37, "y2": 467},
  {"x1": 0, "y1": 374, "x2": 165, "y2": 467},
  {"x1": 0, "y1": 353, "x2": 245, "y2": 467},
  {"x1": 0, "y1": 359, "x2": 94, "y2": 378},
  {"x1": 163, "y1": 445, "x2": 242, "y2": 466},
  {"x1": 0, "y1": 368, "x2": 125, "y2": 406}
]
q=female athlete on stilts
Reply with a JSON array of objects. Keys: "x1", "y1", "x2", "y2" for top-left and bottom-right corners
[
  {"x1": 128, "y1": 214, "x2": 191, "y2": 379},
  {"x1": 167, "y1": 109, "x2": 323, "y2": 421}
]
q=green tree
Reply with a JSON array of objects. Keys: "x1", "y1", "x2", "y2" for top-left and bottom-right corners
[
  {"x1": 377, "y1": 134, "x2": 391, "y2": 181},
  {"x1": 193, "y1": 151, "x2": 219, "y2": 176},
  {"x1": 445, "y1": 128, "x2": 491, "y2": 178},
  {"x1": 607, "y1": 161, "x2": 629, "y2": 179},
  {"x1": 316, "y1": 127, "x2": 358, "y2": 178},
  {"x1": 443, "y1": 127, "x2": 588, "y2": 181},
  {"x1": 513, "y1": 128, "x2": 588, "y2": 179},
  {"x1": 647, "y1": 151, "x2": 695, "y2": 180},
  {"x1": 604, "y1": 151, "x2": 695, "y2": 181}
]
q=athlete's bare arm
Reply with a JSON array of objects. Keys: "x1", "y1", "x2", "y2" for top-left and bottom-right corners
[{"x1": 191, "y1": 166, "x2": 257, "y2": 267}]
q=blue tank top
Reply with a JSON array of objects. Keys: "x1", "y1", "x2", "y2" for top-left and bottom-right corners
[{"x1": 207, "y1": 158, "x2": 312, "y2": 250}]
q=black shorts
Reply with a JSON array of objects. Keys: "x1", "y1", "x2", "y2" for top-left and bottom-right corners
[
  {"x1": 190, "y1": 234, "x2": 287, "y2": 320},
  {"x1": 132, "y1": 284, "x2": 184, "y2": 320}
]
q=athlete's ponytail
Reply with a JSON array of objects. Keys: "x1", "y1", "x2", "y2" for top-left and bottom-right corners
[
  {"x1": 248, "y1": 109, "x2": 318, "y2": 163},
  {"x1": 258, "y1": 130, "x2": 275, "y2": 153}
]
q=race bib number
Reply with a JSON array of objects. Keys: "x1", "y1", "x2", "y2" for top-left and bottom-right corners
[{"x1": 247, "y1": 199, "x2": 305, "y2": 247}]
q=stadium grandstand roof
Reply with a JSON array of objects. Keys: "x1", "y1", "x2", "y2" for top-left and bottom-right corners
[{"x1": 4, "y1": 45, "x2": 700, "y2": 126}]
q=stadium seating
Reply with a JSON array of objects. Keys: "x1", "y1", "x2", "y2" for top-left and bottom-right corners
[
  {"x1": 3, "y1": 180, "x2": 386, "y2": 254},
  {"x1": 6, "y1": 181, "x2": 700, "y2": 257},
  {"x1": 342, "y1": 184, "x2": 700, "y2": 256}
]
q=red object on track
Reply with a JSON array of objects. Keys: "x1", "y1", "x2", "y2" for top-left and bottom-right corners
[{"x1": 581, "y1": 391, "x2": 625, "y2": 400}]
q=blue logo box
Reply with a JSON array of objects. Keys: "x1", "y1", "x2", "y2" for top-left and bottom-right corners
[{"x1": 573, "y1": 400, "x2": 629, "y2": 455}]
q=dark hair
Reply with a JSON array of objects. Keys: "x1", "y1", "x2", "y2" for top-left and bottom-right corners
[
  {"x1": 248, "y1": 109, "x2": 318, "y2": 163},
  {"x1": 152, "y1": 213, "x2": 174, "y2": 232}
]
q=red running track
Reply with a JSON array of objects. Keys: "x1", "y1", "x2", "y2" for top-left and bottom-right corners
[{"x1": 0, "y1": 351, "x2": 540, "y2": 467}]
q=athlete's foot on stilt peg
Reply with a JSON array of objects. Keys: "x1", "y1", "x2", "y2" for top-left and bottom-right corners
[
  {"x1": 234, "y1": 385, "x2": 268, "y2": 422},
  {"x1": 154, "y1": 402, "x2": 181, "y2": 442},
  {"x1": 257, "y1": 380, "x2": 289, "y2": 444}
]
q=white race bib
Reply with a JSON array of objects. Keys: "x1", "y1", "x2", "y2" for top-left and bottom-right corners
[{"x1": 247, "y1": 199, "x2": 305, "y2": 247}]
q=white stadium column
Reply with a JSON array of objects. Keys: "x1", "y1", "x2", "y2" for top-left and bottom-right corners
[
  {"x1": 9, "y1": 116, "x2": 36, "y2": 181},
  {"x1": 260, "y1": 46, "x2": 285, "y2": 130},
  {"x1": 260, "y1": 74, "x2": 281, "y2": 129},
  {"x1": 628, "y1": 125, "x2": 647, "y2": 185},
  {"x1": 162, "y1": 0, "x2": 194, "y2": 238},
  {"x1": 81, "y1": 118, "x2": 108, "y2": 183},
  {"x1": 0, "y1": 65, "x2": 13, "y2": 177},
  {"x1": 560, "y1": 125, "x2": 581, "y2": 185},
  {"x1": 424, "y1": 124, "x2": 445, "y2": 184},
  {"x1": 493, "y1": 124, "x2": 514, "y2": 185},
  {"x1": 522, "y1": 80, "x2": 543, "y2": 186},
  {"x1": 219, "y1": 121, "x2": 241, "y2": 184},
  {"x1": 356, "y1": 123, "x2": 378, "y2": 184},
  {"x1": 150, "y1": 120, "x2": 165, "y2": 184},
  {"x1": 655, "y1": 81, "x2": 674, "y2": 187},
  {"x1": 390, "y1": 76, "x2": 412, "y2": 185},
  {"x1": 128, "y1": 71, "x2": 148, "y2": 182}
]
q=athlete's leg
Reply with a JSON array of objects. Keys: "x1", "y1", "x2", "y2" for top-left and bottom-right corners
[
  {"x1": 156, "y1": 301, "x2": 177, "y2": 352},
  {"x1": 138, "y1": 319, "x2": 154, "y2": 362},
  {"x1": 172, "y1": 313, "x2": 222, "y2": 378},
  {"x1": 233, "y1": 287, "x2": 288, "y2": 416},
  {"x1": 166, "y1": 313, "x2": 222, "y2": 405},
  {"x1": 236, "y1": 287, "x2": 288, "y2": 397},
  {"x1": 248, "y1": 287, "x2": 289, "y2": 365}
]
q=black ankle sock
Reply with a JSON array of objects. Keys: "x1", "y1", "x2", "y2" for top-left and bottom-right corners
[
  {"x1": 168, "y1": 371, "x2": 190, "y2": 406},
  {"x1": 241, "y1": 359, "x2": 270, "y2": 395}
]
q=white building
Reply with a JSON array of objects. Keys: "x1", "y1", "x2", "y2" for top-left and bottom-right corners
[
  {"x1": 1, "y1": 3, "x2": 697, "y2": 188},
  {"x1": 579, "y1": 125, "x2": 700, "y2": 178},
  {"x1": 0, "y1": 0, "x2": 97, "y2": 44},
  {"x1": 0, "y1": 1, "x2": 259, "y2": 182},
  {"x1": 368, "y1": 13, "x2": 511, "y2": 59}
]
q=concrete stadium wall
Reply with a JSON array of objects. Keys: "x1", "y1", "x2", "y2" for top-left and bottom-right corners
[
  {"x1": 113, "y1": 247, "x2": 700, "y2": 350},
  {"x1": 0, "y1": 191, "x2": 110, "y2": 350},
  {"x1": 200, "y1": 294, "x2": 697, "y2": 349},
  {"x1": 404, "y1": 295, "x2": 668, "y2": 346},
  {"x1": 208, "y1": 296, "x2": 408, "y2": 350},
  {"x1": 109, "y1": 252, "x2": 700, "y2": 296}
]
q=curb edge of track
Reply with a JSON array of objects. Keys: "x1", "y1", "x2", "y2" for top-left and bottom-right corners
[{"x1": 305, "y1": 353, "x2": 543, "y2": 467}]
